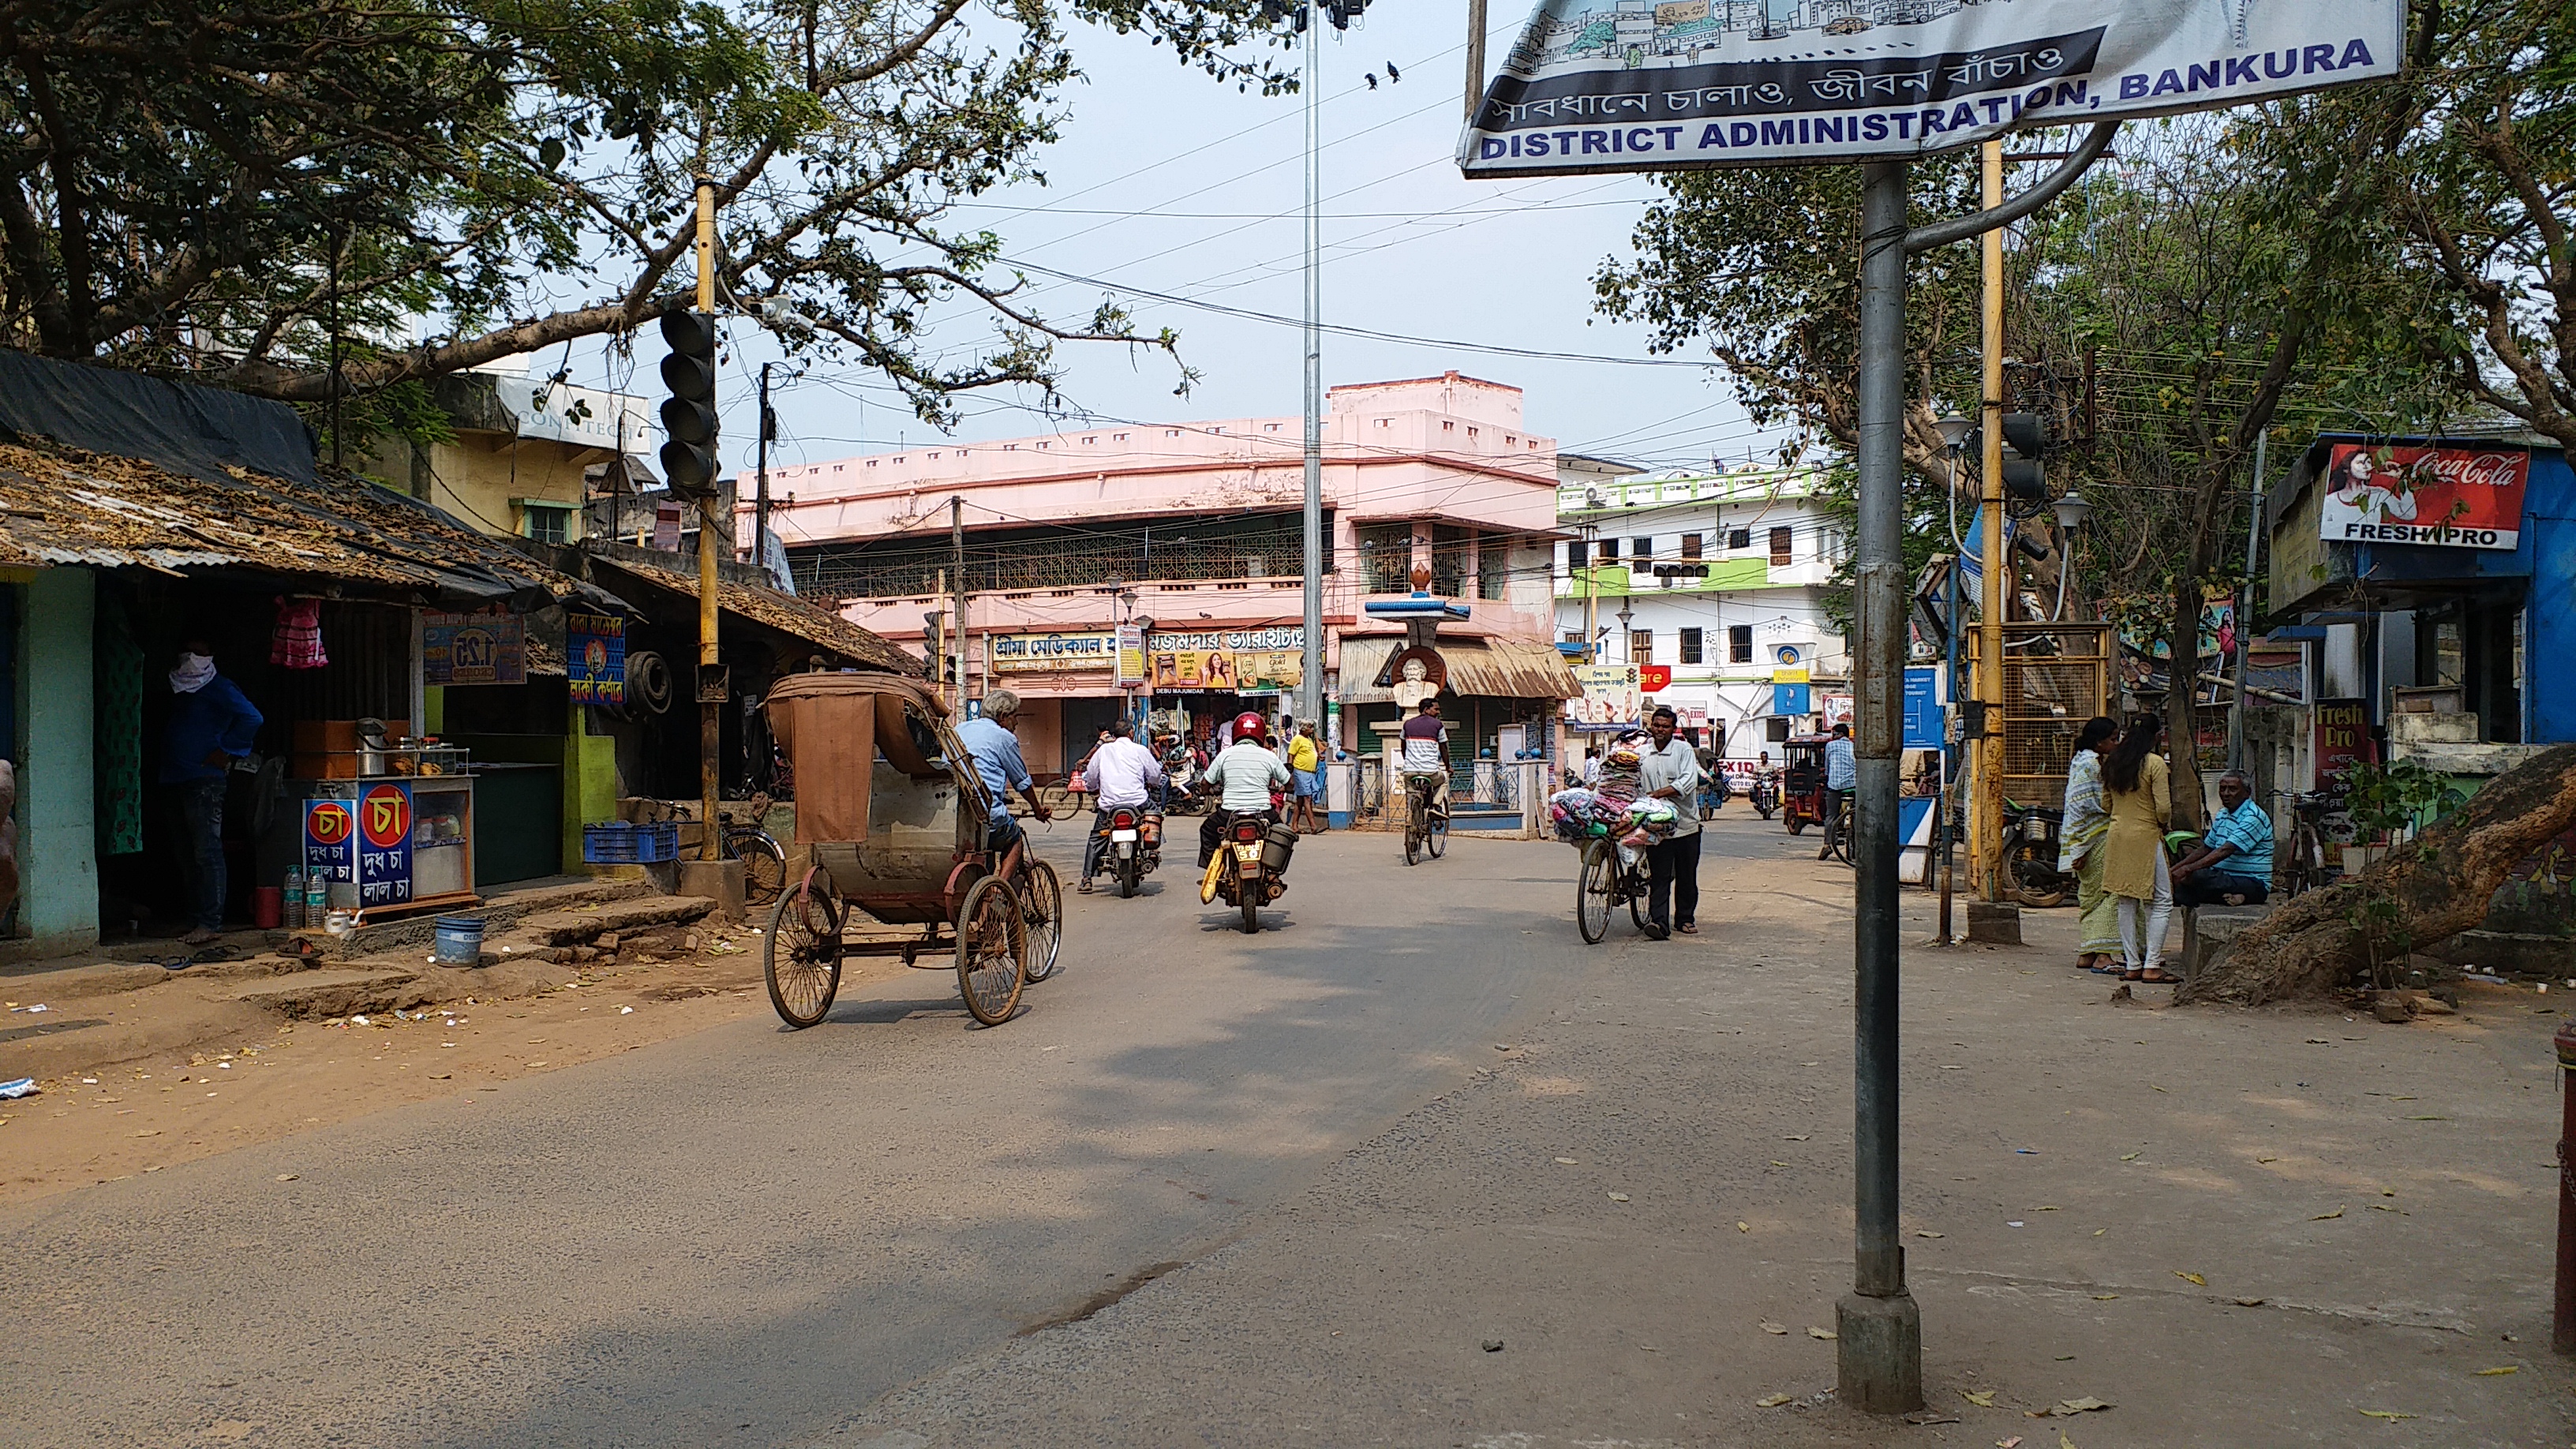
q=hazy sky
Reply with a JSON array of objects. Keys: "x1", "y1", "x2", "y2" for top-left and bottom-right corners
[{"x1": 582, "y1": 4, "x2": 1789, "y2": 481}]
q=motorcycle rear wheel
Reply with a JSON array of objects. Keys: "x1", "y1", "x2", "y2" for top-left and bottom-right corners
[
  {"x1": 1240, "y1": 889, "x2": 1260, "y2": 934},
  {"x1": 2008, "y1": 841, "x2": 2069, "y2": 908}
]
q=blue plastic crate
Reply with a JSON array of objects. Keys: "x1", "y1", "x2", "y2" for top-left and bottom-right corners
[{"x1": 583, "y1": 820, "x2": 680, "y2": 864}]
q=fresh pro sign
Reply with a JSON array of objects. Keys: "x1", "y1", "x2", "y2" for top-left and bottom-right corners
[{"x1": 1460, "y1": 1, "x2": 2405, "y2": 176}]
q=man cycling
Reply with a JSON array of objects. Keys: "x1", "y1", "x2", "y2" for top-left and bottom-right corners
[
  {"x1": 1399, "y1": 698, "x2": 1450, "y2": 818},
  {"x1": 1197, "y1": 711, "x2": 1291, "y2": 867},
  {"x1": 1077, "y1": 718, "x2": 1163, "y2": 893},
  {"x1": 953, "y1": 688, "x2": 1050, "y2": 858}
]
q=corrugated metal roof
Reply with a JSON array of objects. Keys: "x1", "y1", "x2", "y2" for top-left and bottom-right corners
[
  {"x1": 1336, "y1": 635, "x2": 1578, "y2": 702},
  {"x1": 584, "y1": 548, "x2": 921, "y2": 675},
  {"x1": 0, "y1": 437, "x2": 609, "y2": 606}
]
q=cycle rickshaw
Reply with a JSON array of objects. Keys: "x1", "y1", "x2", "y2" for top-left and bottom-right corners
[{"x1": 758, "y1": 673, "x2": 1063, "y2": 1028}]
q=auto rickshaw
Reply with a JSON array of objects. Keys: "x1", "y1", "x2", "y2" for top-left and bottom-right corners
[{"x1": 1780, "y1": 733, "x2": 1832, "y2": 835}]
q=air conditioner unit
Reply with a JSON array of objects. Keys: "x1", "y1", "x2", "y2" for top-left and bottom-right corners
[{"x1": 1584, "y1": 486, "x2": 1607, "y2": 509}]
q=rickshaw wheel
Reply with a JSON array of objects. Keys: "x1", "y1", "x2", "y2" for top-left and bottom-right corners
[
  {"x1": 764, "y1": 874, "x2": 844, "y2": 1029},
  {"x1": 1576, "y1": 839, "x2": 1615, "y2": 945},
  {"x1": 956, "y1": 875, "x2": 1028, "y2": 1025},
  {"x1": 1021, "y1": 859, "x2": 1065, "y2": 983}
]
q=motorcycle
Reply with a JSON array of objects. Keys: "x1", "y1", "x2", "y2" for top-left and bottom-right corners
[
  {"x1": 1200, "y1": 810, "x2": 1295, "y2": 934},
  {"x1": 2003, "y1": 802, "x2": 2075, "y2": 908},
  {"x1": 1095, "y1": 806, "x2": 1163, "y2": 898},
  {"x1": 1748, "y1": 771, "x2": 1780, "y2": 821}
]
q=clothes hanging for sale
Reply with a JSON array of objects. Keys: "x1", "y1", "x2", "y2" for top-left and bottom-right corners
[{"x1": 271, "y1": 595, "x2": 327, "y2": 668}]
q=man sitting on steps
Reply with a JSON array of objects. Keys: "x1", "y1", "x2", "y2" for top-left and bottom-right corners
[{"x1": 2171, "y1": 769, "x2": 2271, "y2": 907}]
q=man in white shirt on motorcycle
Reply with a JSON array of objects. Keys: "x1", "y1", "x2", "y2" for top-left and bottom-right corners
[
  {"x1": 1077, "y1": 719, "x2": 1163, "y2": 893},
  {"x1": 1197, "y1": 711, "x2": 1291, "y2": 868}
]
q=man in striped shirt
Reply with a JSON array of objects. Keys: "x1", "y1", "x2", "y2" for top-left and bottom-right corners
[{"x1": 2171, "y1": 770, "x2": 2272, "y2": 906}]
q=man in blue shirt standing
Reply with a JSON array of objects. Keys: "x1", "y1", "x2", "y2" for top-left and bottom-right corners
[
  {"x1": 1818, "y1": 721, "x2": 1856, "y2": 861},
  {"x1": 2171, "y1": 769, "x2": 2272, "y2": 905},
  {"x1": 159, "y1": 640, "x2": 262, "y2": 944},
  {"x1": 953, "y1": 687, "x2": 1050, "y2": 858}
]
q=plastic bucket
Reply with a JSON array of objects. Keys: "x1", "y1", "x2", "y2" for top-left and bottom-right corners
[{"x1": 432, "y1": 915, "x2": 487, "y2": 966}]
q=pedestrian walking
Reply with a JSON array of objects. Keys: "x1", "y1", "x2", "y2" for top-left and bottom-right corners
[
  {"x1": 1636, "y1": 705, "x2": 1704, "y2": 938},
  {"x1": 2057, "y1": 715, "x2": 2124, "y2": 972},
  {"x1": 160, "y1": 640, "x2": 261, "y2": 945},
  {"x1": 2100, "y1": 713, "x2": 2175, "y2": 983},
  {"x1": 1818, "y1": 721, "x2": 1855, "y2": 859},
  {"x1": 1286, "y1": 721, "x2": 1323, "y2": 834}
]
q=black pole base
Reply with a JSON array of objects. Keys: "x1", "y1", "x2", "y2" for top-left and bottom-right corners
[{"x1": 1836, "y1": 1290, "x2": 1924, "y2": 1414}]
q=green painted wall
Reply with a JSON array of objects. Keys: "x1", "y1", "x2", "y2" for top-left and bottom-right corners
[
  {"x1": 20, "y1": 569, "x2": 98, "y2": 952},
  {"x1": 565, "y1": 714, "x2": 622, "y2": 876}
]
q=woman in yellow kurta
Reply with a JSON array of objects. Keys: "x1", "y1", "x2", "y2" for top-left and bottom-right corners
[{"x1": 2100, "y1": 714, "x2": 2176, "y2": 983}]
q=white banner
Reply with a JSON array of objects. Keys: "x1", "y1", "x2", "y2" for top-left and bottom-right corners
[{"x1": 1459, "y1": 1, "x2": 2404, "y2": 176}]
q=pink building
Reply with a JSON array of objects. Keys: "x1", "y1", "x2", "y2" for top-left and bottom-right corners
[{"x1": 736, "y1": 373, "x2": 1579, "y2": 777}]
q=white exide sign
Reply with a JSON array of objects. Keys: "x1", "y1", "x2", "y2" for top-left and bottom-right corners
[{"x1": 1459, "y1": 0, "x2": 2406, "y2": 176}]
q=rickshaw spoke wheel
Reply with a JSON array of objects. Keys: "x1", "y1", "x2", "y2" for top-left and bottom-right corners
[
  {"x1": 1020, "y1": 859, "x2": 1064, "y2": 983},
  {"x1": 956, "y1": 875, "x2": 1028, "y2": 1025},
  {"x1": 764, "y1": 875, "x2": 844, "y2": 1029},
  {"x1": 1576, "y1": 839, "x2": 1614, "y2": 945}
]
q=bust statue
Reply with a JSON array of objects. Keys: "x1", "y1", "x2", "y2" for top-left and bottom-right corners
[{"x1": 1393, "y1": 655, "x2": 1437, "y2": 717}]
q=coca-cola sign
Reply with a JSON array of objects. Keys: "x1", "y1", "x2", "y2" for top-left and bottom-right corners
[{"x1": 2318, "y1": 443, "x2": 2529, "y2": 551}]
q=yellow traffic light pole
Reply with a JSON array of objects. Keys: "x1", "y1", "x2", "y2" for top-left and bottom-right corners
[
  {"x1": 1972, "y1": 140, "x2": 2006, "y2": 902},
  {"x1": 695, "y1": 175, "x2": 722, "y2": 863}
]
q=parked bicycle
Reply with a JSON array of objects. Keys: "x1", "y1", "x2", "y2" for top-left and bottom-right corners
[
  {"x1": 1574, "y1": 833, "x2": 1652, "y2": 944},
  {"x1": 2276, "y1": 790, "x2": 2341, "y2": 899}
]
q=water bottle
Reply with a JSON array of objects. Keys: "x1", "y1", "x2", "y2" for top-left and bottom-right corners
[
  {"x1": 282, "y1": 867, "x2": 305, "y2": 929},
  {"x1": 304, "y1": 872, "x2": 328, "y2": 928}
]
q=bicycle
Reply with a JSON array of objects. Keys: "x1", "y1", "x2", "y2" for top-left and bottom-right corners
[
  {"x1": 1402, "y1": 773, "x2": 1449, "y2": 866},
  {"x1": 2276, "y1": 791, "x2": 2339, "y2": 899},
  {"x1": 720, "y1": 823, "x2": 788, "y2": 909},
  {"x1": 1574, "y1": 833, "x2": 1651, "y2": 944},
  {"x1": 1824, "y1": 796, "x2": 1855, "y2": 866}
]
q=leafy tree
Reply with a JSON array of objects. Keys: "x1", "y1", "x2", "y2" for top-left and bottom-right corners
[{"x1": 0, "y1": 0, "x2": 1291, "y2": 427}]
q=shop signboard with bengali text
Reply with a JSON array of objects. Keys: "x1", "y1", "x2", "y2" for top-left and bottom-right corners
[
  {"x1": 2317, "y1": 443, "x2": 2529, "y2": 551},
  {"x1": 1461, "y1": 1, "x2": 2404, "y2": 177},
  {"x1": 358, "y1": 782, "x2": 414, "y2": 907},
  {"x1": 990, "y1": 631, "x2": 1118, "y2": 673},
  {"x1": 1145, "y1": 628, "x2": 1305, "y2": 695},
  {"x1": 567, "y1": 611, "x2": 627, "y2": 706}
]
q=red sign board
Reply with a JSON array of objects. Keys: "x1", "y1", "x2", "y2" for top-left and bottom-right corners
[
  {"x1": 1637, "y1": 665, "x2": 1672, "y2": 693},
  {"x1": 361, "y1": 784, "x2": 412, "y2": 850},
  {"x1": 2319, "y1": 444, "x2": 2529, "y2": 550},
  {"x1": 2313, "y1": 698, "x2": 2376, "y2": 789}
]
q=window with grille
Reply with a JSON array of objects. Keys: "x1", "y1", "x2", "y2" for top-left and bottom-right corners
[
  {"x1": 1727, "y1": 527, "x2": 1751, "y2": 550},
  {"x1": 520, "y1": 502, "x2": 574, "y2": 545},
  {"x1": 1631, "y1": 537, "x2": 1653, "y2": 561},
  {"x1": 1355, "y1": 522, "x2": 1413, "y2": 593},
  {"x1": 1769, "y1": 526, "x2": 1793, "y2": 565},
  {"x1": 1681, "y1": 533, "x2": 1703, "y2": 560},
  {"x1": 1630, "y1": 630, "x2": 1653, "y2": 664},
  {"x1": 1728, "y1": 624, "x2": 1754, "y2": 663},
  {"x1": 1679, "y1": 627, "x2": 1704, "y2": 664},
  {"x1": 1597, "y1": 538, "x2": 1618, "y2": 561}
]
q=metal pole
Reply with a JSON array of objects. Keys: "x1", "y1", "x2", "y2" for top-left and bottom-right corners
[
  {"x1": 754, "y1": 361, "x2": 773, "y2": 572},
  {"x1": 695, "y1": 176, "x2": 723, "y2": 861},
  {"x1": 1462, "y1": 0, "x2": 1488, "y2": 122},
  {"x1": 952, "y1": 496, "x2": 968, "y2": 708},
  {"x1": 2227, "y1": 431, "x2": 2267, "y2": 773},
  {"x1": 1972, "y1": 140, "x2": 2008, "y2": 904},
  {"x1": 1837, "y1": 158, "x2": 1923, "y2": 1415},
  {"x1": 1300, "y1": 0, "x2": 1327, "y2": 747},
  {"x1": 1940, "y1": 549, "x2": 1960, "y2": 943}
]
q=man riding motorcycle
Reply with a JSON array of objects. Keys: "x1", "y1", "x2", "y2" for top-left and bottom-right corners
[
  {"x1": 1197, "y1": 712, "x2": 1293, "y2": 871},
  {"x1": 1078, "y1": 718, "x2": 1163, "y2": 893}
]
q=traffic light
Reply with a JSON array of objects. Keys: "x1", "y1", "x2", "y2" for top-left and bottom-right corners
[
  {"x1": 658, "y1": 309, "x2": 719, "y2": 500},
  {"x1": 2000, "y1": 411, "x2": 2048, "y2": 505}
]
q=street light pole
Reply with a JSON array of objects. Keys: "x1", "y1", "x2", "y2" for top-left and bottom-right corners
[
  {"x1": 1837, "y1": 158, "x2": 1923, "y2": 1414},
  {"x1": 694, "y1": 174, "x2": 723, "y2": 863},
  {"x1": 1299, "y1": 0, "x2": 1327, "y2": 744}
]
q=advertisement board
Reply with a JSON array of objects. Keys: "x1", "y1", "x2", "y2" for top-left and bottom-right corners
[
  {"x1": 566, "y1": 611, "x2": 627, "y2": 706},
  {"x1": 422, "y1": 612, "x2": 526, "y2": 686},
  {"x1": 1145, "y1": 627, "x2": 1306, "y2": 695},
  {"x1": 303, "y1": 799, "x2": 356, "y2": 887},
  {"x1": 1462, "y1": 1, "x2": 2404, "y2": 177},
  {"x1": 2317, "y1": 444, "x2": 2529, "y2": 551},
  {"x1": 1114, "y1": 624, "x2": 1147, "y2": 687},
  {"x1": 1569, "y1": 663, "x2": 1642, "y2": 732},
  {"x1": 357, "y1": 783, "x2": 414, "y2": 908}
]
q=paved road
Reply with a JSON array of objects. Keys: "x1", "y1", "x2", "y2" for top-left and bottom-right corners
[{"x1": 1, "y1": 826, "x2": 1606, "y2": 1448}]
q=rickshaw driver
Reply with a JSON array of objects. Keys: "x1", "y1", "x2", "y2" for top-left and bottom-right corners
[{"x1": 955, "y1": 687, "x2": 1051, "y2": 858}]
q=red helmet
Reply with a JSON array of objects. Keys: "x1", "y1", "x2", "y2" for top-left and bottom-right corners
[{"x1": 1233, "y1": 711, "x2": 1267, "y2": 744}]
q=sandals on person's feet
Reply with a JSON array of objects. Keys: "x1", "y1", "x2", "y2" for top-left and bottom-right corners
[
  {"x1": 1677, "y1": 922, "x2": 1699, "y2": 935},
  {"x1": 2121, "y1": 968, "x2": 2147, "y2": 981},
  {"x1": 2138, "y1": 969, "x2": 2179, "y2": 984}
]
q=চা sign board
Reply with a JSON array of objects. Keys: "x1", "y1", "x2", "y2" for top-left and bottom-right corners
[
  {"x1": 1460, "y1": 1, "x2": 2403, "y2": 177},
  {"x1": 1569, "y1": 663, "x2": 1642, "y2": 732},
  {"x1": 421, "y1": 612, "x2": 526, "y2": 686},
  {"x1": 358, "y1": 782, "x2": 413, "y2": 907},
  {"x1": 2318, "y1": 444, "x2": 2529, "y2": 551},
  {"x1": 567, "y1": 611, "x2": 627, "y2": 706},
  {"x1": 990, "y1": 631, "x2": 1118, "y2": 673},
  {"x1": 304, "y1": 799, "x2": 356, "y2": 887}
]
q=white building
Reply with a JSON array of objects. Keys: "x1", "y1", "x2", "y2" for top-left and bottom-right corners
[{"x1": 1553, "y1": 459, "x2": 1852, "y2": 757}]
